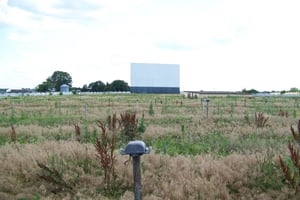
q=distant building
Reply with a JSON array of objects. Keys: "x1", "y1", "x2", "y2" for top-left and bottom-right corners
[
  {"x1": 60, "y1": 84, "x2": 69, "y2": 93},
  {"x1": 130, "y1": 63, "x2": 180, "y2": 94},
  {"x1": 9, "y1": 88, "x2": 32, "y2": 93},
  {"x1": 0, "y1": 88, "x2": 8, "y2": 94}
]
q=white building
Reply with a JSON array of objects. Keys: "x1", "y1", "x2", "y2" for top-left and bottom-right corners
[{"x1": 130, "y1": 63, "x2": 180, "y2": 94}]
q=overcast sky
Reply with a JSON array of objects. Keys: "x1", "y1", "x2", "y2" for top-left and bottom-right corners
[{"x1": 1, "y1": 0, "x2": 300, "y2": 91}]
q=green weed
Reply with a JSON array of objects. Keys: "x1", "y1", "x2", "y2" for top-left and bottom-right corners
[{"x1": 153, "y1": 131, "x2": 231, "y2": 156}]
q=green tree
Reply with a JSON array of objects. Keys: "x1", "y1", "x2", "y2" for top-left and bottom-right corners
[
  {"x1": 81, "y1": 84, "x2": 89, "y2": 92},
  {"x1": 88, "y1": 81, "x2": 106, "y2": 92},
  {"x1": 105, "y1": 82, "x2": 111, "y2": 91},
  {"x1": 36, "y1": 80, "x2": 53, "y2": 92},
  {"x1": 48, "y1": 71, "x2": 72, "y2": 92},
  {"x1": 281, "y1": 90, "x2": 286, "y2": 95},
  {"x1": 290, "y1": 87, "x2": 299, "y2": 92},
  {"x1": 108, "y1": 80, "x2": 130, "y2": 92},
  {"x1": 242, "y1": 88, "x2": 259, "y2": 94}
]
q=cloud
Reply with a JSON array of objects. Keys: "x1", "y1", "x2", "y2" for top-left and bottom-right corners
[
  {"x1": 7, "y1": 0, "x2": 101, "y2": 18},
  {"x1": 1, "y1": 0, "x2": 300, "y2": 91},
  {"x1": 155, "y1": 41, "x2": 194, "y2": 51},
  {"x1": 54, "y1": 0, "x2": 101, "y2": 11}
]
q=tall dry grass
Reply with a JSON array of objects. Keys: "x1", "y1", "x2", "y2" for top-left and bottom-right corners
[
  {"x1": 0, "y1": 141, "x2": 295, "y2": 199},
  {"x1": 0, "y1": 94, "x2": 299, "y2": 199}
]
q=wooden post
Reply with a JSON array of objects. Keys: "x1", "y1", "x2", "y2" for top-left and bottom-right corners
[{"x1": 132, "y1": 155, "x2": 142, "y2": 200}]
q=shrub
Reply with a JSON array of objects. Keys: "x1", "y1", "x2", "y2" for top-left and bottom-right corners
[
  {"x1": 36, "y1": 154, "x2": 80, "y2": 195},
  {"x1": 95, "y1": 120, "x2": 116, "y2": 191},
  {"x1": 37, "y1": 161, "x2": 74, "y2": 194},
  {"x1": 120, "y1": 112, "x2": 138, "y2": 142},
  {"x1": 10, "y1": 125, "x2": 16, "y2": 143},
  {"x1": 107, "y1": 113, "x2": 119, "y2": 133},
  {"x1": 148, "y1": 102, "x2": 154, "y2": 116},
  {"x1": 137, "y1": 113, "x2": 146, "y2": 133},
  {"x1": 74, "y1": 123, "x2": 81, "y2": 143},
  {"x1": 279, "y1": 120, "x2": 300, "y2": 194},
  {"x1": 255, "y1": 112, "x2": 269, "y2": 128},
  {"x1": 290, "y1": 120, "x2": 300, "y2": 147}
]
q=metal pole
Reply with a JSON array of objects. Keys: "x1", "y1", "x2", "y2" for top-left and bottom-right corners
[
  {"x1": 132, "y1": 155, "x2": 142, "y2": 200},
  {"x1": 136, "y1": 100, "x2": 139, "y2": 111},
  {"x1": 206, "y1": 100, "x2": 209, "y2": 119},
  {"x1": 85, "y1": 103, "x2": 88, "y2": 119}
]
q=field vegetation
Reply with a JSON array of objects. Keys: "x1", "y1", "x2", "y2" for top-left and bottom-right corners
[{"x1": 0, "y1": 93, "x2": 299, "y2": 199}]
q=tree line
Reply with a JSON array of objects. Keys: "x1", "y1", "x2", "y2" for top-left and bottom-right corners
[
  {"x1": 36, "y1": 71, "x2": 130, "y2": 92},
  {"x1": 242, "y1": 87, "x2": 300, "y2": 95}
]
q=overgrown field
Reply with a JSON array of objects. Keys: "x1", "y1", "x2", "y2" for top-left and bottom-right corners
[{"x1": 0, "y1": 93, "x2": 300, "y2": 199}]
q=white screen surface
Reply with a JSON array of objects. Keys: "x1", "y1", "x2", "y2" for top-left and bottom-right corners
[{"x1": 131, "y1": 63, "x2": 180, "y2": 87}]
